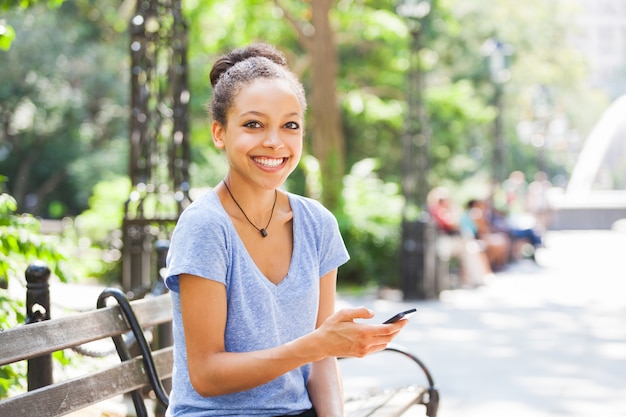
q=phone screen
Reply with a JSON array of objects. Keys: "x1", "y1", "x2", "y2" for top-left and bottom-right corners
[{"x1": 383, "y1": 308, "x2": 417, "y2": 324}]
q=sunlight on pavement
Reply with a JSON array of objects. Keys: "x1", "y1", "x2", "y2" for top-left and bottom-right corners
[{"x1": 338, "y1": 230, "x2": 626, "y2": 417}]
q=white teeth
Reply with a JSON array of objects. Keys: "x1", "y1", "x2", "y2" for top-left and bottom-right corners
[{"x1": 254, "y1": 157, "x2": 284, "y2": 167}]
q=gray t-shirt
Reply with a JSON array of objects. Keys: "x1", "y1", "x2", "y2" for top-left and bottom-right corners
[{"x1": 165, "y1": 190, "x2": 350, "y2": 416}]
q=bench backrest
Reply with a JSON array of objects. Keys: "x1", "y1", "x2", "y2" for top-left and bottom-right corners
[{"x1": 0, "y1": 293, "x2": 173, "y2": 417}]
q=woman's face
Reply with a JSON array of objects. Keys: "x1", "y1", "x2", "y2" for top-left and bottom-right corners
[{"x1": 212, "y1": 78, "x2": 304, "y2": 191}]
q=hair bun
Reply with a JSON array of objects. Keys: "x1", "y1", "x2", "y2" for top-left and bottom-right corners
[{"x1": 210, "y1": 43, "x2": 288, "y2": 88}]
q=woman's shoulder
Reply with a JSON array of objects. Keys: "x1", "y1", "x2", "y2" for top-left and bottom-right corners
[
  {"x1": 176, "y1": 190, "x2": 229, "y2": 228},
  {"x1": 169, "y1": 190, "x2": 232, "y2": 260},
  {"x1": 287, "y1": 192, "x2": 340, "y2": 237},
  {"x1": 181, "y1": 190, "x2": 221, "y2": 215},
  {"x1": 287, "y1": 192, "x2": 334, "y2": 219}
]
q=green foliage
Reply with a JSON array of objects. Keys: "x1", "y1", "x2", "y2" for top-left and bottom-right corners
[
  {"x1": 68, "y1": 177, "x2": 129, "y2": 282},
  {"x1": 0, "y1": 0, "x2": 64, "y2": 49},
  {"x1": 427, "y1": 80, "x2": 494, "y2": 183},
  {"x1": 0, "y1": 193, "x2": 69, "y2": 283},
  {"x1": 0, "y1": 19, "x2": 15, "y2": 50},
  {"x1": 0, "y1": 353, "x2": 25, "y2": 397},
  {"x1": 337, "y1": 158, "x2": 404, "y2": 288},
  {"x1": 0, "y1": 1, "x2": 128, "y2": 217},
  {"x1": 0, "y1": 190, "x2": 71, "y2": 397},
  {"x1": 75, "y1": 177, "x2": 129, "y2": 243},
  {"x1": 0, "y1": 0, "x2": 63, "y2": 9}
]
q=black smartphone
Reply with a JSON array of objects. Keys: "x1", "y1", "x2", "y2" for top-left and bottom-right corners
[{"x1": 383, "y1": 308, "x2": 417, "y2": 324}]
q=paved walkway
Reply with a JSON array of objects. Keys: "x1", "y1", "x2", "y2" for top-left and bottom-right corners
[{"x1": 337, "y1": 229, "x2": 626, "y2": 417}]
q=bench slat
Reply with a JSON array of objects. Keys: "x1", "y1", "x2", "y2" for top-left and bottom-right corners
[
  {"x1": 0, "y1": 347, "x2": 173, "y2": 417},
  {"x1": 345, "y1": 387, "x2": 426, "y2": 417},
  {"x1": 372, "y1": 388, "x2": 425, "y2": 417},
  {"x1": 0, "y1": 294, "x2": 172, "y2": 366},
  {"x1": 345, "y1": 391, "x2": 396, "y2": 417}
]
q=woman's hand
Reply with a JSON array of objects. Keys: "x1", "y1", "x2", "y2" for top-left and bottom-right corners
[{"x1": 312, "y1": 307, "x2": 408, "y2": 358}]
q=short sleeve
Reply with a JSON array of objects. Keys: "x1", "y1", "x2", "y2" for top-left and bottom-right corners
[
  {"x1": 290, "y1": 194, "x2": 350, "y2": 278},
  {"x1": 165, "y1": 192, "x2": 230, "y2": 292}
]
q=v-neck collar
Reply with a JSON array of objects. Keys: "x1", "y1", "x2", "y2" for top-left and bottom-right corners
[{"x1": 213, "y1": 190, "x2": 296, "y2": 287}]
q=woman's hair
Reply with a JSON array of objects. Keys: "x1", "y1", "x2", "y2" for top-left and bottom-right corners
[
  {"x1": 466, "y1": 199, "x2": 478, "y2": 209},
  {"x1": 208, "y1": 43, "x2": 307, "y2": 125}
]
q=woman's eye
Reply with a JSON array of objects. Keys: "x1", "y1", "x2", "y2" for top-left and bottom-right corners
[
  {"x1": 243, "y1": 121, "x2": 262, "y2": 128},
  {"x1": 284, "y1": 121, "x2": 300, "y2": 130}
]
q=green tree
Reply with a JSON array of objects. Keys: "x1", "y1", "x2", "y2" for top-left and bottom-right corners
[
  {"x1": 275, "y1": 0, "x2": 346, "y2": 211},
  {"x1": 0, "y1": 0, "x2": 63, "y2": 50},
  {"x1": 441, "y1": 0, "x2": 606, "y2": 181},
  {"x1": 0, "y1": 1, "x2": 128, "y2": 217}
]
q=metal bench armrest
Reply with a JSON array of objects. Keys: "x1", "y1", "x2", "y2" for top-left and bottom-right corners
[{"x1": 97, "y1": 288, "x2": 170, "y2": 414}]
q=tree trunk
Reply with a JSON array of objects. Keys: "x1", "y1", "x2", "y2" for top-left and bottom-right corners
[
  {"x1": 308, "y1": 0, "x2": 344, "y2": 211},
  {"x1": 276, "y1": 0, "x2": 345, "y2": 211}
]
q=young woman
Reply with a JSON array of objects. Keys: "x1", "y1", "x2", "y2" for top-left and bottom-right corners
[{"x1": 165, "y1": 43, "x2": 408, "y2": 417}]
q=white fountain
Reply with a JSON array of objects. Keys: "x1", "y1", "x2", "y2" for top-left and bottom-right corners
[{"x1": 550, "y1": 94, "x2": 626, "y2": 229}]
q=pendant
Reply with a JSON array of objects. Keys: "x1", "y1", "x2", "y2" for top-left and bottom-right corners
[{"x1": 260, "y1": 229, "x2": 268, "y2": 238}]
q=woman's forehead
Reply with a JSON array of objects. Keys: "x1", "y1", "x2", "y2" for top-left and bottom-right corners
[{"x1": 231, "y1": 79, "x2": 303, "y2": 115}]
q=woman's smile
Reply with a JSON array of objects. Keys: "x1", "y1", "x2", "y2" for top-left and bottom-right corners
[{"x1": 252, "y1": 156, "x2": 288, "y2": 169}]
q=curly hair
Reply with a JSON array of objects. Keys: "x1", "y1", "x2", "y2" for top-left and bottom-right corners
[{"x1": 208, "y1": 43, "x2": 307, "y2": 125}]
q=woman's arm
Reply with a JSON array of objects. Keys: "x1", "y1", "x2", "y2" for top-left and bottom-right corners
[
  {"x1": 307, "y1": 270, "x2": 343, "y2": 417},
  {"x1": 180, "y1": 273, "x2": 320, "y2": 396},
  {"x1": 179, "y1": 273, "x2": 407, "y2": 397}
]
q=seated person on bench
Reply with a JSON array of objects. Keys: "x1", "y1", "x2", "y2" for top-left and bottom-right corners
[
  {"x1": 428, "y1": 187, "x2": 494, "y2": 286},
  {"x1": 165, "y1": 43, "x2": 409, "y2": 417}
]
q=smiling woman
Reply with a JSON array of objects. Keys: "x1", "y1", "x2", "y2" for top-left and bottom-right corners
[{"x1": 163, "y1": 43, "x2": 411, "y2": 417}]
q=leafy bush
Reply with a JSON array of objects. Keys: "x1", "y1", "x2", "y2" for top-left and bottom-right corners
[
  {"x1": 0, "y1": 191, "x2": 70, "y2": 397},
  {"x1": 337, "y1": 158, "x2": 404, "y2": 289},
  {"x1": 72, "y1": 177, "x2": 130, "y2": 283}
]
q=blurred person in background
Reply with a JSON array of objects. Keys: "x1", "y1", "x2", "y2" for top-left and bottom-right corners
[
  {"x1": 459, "y1": 198, "x2": 510, "y2": 271},
  {"x1": 428, "y1": 188, "x2": 494, "y2": 286}
]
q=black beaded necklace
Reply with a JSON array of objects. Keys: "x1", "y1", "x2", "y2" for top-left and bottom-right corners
[{"x1": 223, "y1": 180, "x2": 277, "y2": 238}]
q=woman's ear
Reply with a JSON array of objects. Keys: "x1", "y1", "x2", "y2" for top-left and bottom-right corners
[{"x1": 212, "y1": 121, "x2": 225, "y2": 149}]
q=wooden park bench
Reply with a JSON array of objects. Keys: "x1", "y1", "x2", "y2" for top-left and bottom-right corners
[{"x1": 0, "y1": 268, "x2": 439, "y2": 417}]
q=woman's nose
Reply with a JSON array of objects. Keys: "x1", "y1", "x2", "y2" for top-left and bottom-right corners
[{"x1": 263, "y1": 129, "x2": 284, "y2": 149}]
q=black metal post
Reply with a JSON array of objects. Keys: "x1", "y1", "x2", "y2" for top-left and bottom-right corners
[
  {"x1": 482, "y1": 38, "x2": 512, "y2": 184},
  {"x1": 493, "y1": 82, "x2": 505, "y2": 183},
  {"x1": 401, "y1": 219, "x2": 437, "y2": 299},
  {"x1": 399, "y1": 11, "x2": 436, "y2": 300},
  {"x1": 123, "y1": 0, "x2": 191, "y2": 293},
  {"x1": 533, "y1": 85, "x2": 552, "y2": 177},
  {"x1": 25, "y1": 261, "x2": 52, "y2": 390}
]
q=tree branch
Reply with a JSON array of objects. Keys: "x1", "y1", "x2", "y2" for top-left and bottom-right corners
[{"x1": 272, "y1": 0, "x2": 314, "y2": 52}]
